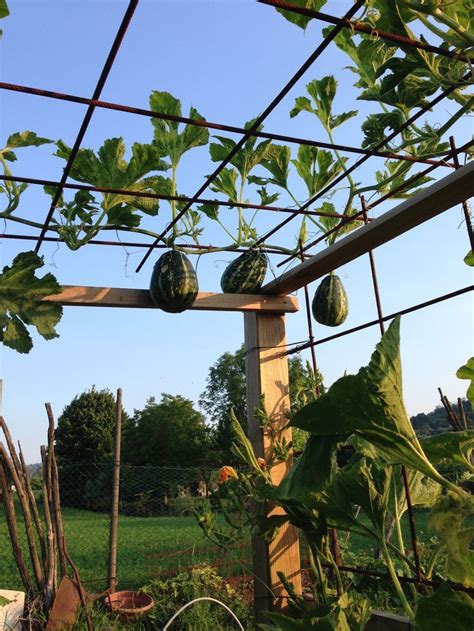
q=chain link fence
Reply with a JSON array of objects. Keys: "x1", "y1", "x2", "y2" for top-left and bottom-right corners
[
  {"x1": 58, "y1": 462, "x2": 216, "y2": 517},
  {"x1": 0, "y1": 463, "x2": 253, "y2": 591}
]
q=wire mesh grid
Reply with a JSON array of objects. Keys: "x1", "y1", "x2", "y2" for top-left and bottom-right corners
[{"x1": 1, "y1": 0, "x2": 473, "y2": 599}]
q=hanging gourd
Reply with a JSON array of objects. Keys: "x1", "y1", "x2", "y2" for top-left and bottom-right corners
[
  {"x1": 220, "y1": 250, "x2": 267, "y2": 294},
  {"x1": 312, "y1": 273, "x2": 348, "y2": 326},
  {"x1": 149, "y1": 250, "x2": 199, "y2": 313}
]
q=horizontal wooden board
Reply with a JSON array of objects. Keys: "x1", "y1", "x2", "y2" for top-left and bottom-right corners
[
  {"x1": 262, "y1": 161, "x2": 474, "y2": 295},
  {"x1": 44, "y1": 286, "x2": 299, "y2": 313}
]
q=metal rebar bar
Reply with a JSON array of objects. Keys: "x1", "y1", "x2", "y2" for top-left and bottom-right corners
[
  {"x1": 258, "y1": 0, "x2": 473, "y2": 63},
  {"x1": 0, "y1": 172, "x2": 366, "y2": 221},
  {"x1": 277, "y1": 137, "x2": 473, "y2": 268},
  {"x1": 134, "y1": 0, "x2": 367, "y2": 273},
  {"x1": 34, "y1": 0, "x2": 139, "y2": 253},
  {"x1": 285, "y1": 285, "x2": 473, "y2": 355},
  {"x1": 259, "y1": 76, "x2": 472, "y2": 254},
  {"x1": 449, "y1": 136, "x2": 474, "y2": 252},
  {"x1": 0, "y1": 232, "x2": 309, "y2": 256},
  {"x1": 0, "y1": 81, "x2": 453, "y2": 169}
]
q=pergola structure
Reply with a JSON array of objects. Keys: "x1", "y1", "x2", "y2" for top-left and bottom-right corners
[{"x1": 1, "y1": 0, "x2": 473, "y2": 619}]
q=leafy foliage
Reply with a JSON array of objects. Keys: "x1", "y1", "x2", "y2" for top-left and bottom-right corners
[
  {"x1": 0, "y1": 131, "x2": 52, "y2": 215},
  {"x1": 52, "y1": 137, "x2": 168, "y2": 249},
  {"x1": 0, "y1": 251, "x2": 62, "y2": 354},
  {"x1": 457, "y1": 357, "x2": 474, "y2": 405},
  {"x1": 414, "y1": 583, "x2": 474, "y2": 631},
  {"x1": 199, "y1": 345, "x2": 320, "y2": 462},
  {"x1": 55, "y1": 386, "x2": 129, "y2": 467},
  {"x1": 123, "y1": 394, "x2": 210, "y2": 468},
  {"x1": 197, "y1": 318, "x2": 473, "y2": 626}
]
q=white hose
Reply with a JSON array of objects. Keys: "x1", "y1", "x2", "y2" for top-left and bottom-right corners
[{"x1": 162, "y1": 596, "x2": 245, "y2": 630}]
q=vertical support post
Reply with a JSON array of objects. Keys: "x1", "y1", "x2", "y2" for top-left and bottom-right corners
[
  {"x1": 108, "y1": 387, "x2": 122, "y2": 593},
  {"x1": 244, "y1": 312, "x2": 302, "y2": 620}
]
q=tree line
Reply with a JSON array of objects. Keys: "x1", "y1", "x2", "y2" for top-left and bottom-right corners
[{"x1": 54, "y1": 346, "x2": 472, "y2": 471}]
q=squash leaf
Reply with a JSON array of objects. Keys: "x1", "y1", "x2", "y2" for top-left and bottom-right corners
[
  {"x1": 428, "y1": 493, "x2": 474, "y2": 587},
  {"x1": 290, "y1": 76, "x2": 358, "y2": 132},
  {"x1": 208, "y1": 167, "x2": 239, "y2": 202},
  {"x1": 456, "y1": 357, "x2": 474, "y2": 406},
  {"x1": 0, "y1": 0, "x2": 9, "y2": 19},
  {"x1": 292, "y1": 317, "x2": 444, "y2": 484},
  {"x1": 210, "y1": 118, "x2": 274, "y2": 183},
  {"x1": 415, "y1": 584, "x2": 474, "y2": 631},
  {"x1": 421, "y1": 431, "x2": 474, "y2": 473},
  {"x1": 150, "y1": 91, "x2": 209, "y2": 168},
  {"x1": 0, "y1": 131, "x2": 53, "y2": 215},
  {"x1": 0, "y1": 251, "x2": 62, "y2": 354},
  {"x1": 55, "y1": 138, "x2": 167, "y2": 214},
  {"x1": 273, "y1": 0, "x2": 328, "y2": 31},
  {"x1": 277, "y1": 434, "x2": 340, "y2": 501},
  {"x1": 464, "y1": 250, "x2": 474, "y2": 266}
]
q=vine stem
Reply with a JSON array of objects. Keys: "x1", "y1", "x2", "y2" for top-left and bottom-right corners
[{"x1": 381, "y1": 539, "x2": 415, "y2": 620}]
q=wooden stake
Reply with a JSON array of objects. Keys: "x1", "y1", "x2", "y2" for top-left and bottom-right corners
[
  {"x1": 0, "y1": 458, "x2": 34, "y2": 593},
  {"x1": 244, "y1": 313, "x2": 302, "y2": 619},
  {"x1": 108, "y1": 388, "x2": 123, "y2": 593},
  {"x1": 18, "y1": 442, "x2": 48, "y2": 566},
  {"x1": 0, "y1": 440, "x2": 45, "y2": 590},
  {"x1": 41, "y1": 445, "x2": 57, "y2": 608},
  {"x1": 45, "y1": 403, "x2": 67, "y2": 577}
]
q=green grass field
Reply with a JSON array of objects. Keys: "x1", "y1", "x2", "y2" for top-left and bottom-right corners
[
  {"x1": 1, "y1": 502, "x2": 434, "y2": 593},
  {"x1": 0, "y1": 506, "x2": 219, "y2": 590}
]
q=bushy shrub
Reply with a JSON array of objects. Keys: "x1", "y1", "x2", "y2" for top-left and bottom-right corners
[{"x1": 142, "y1": 565, "x2": 254, "y2": 630}]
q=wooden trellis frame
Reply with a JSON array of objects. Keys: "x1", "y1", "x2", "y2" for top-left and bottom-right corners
[
  {"x1": 2, "y1": 0, "x2": 473, "y2": 623},
  {"x1": 41, "y1": 165, "x2": 474, "y2": 613}
]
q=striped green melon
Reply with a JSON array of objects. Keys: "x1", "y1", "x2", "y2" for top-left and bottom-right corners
[
  {"x1": 311, "y1": 274, "x2": 348, "y2": 326},
  {"x1": 149, "y1": 250, "x2": 198, "y2": 313},
  {"x1": 220, "y1": 250, "x2": 267, "y2": 294}
]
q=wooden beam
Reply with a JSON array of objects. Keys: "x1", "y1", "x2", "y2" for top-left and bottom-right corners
[
  {"x1": 245, "y1": 312, "x2": 302, "y2": 620},
  {"x1": 44, "y1": 285, "x2": 299, "y2": 313},
  {"x1": 262, "y1": 161, "x2": 474, "y2": 295}
]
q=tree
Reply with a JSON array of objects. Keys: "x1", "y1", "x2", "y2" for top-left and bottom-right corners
[
  {"x1": 122, "y1": 394, "x2": 210, "y2": 468},
  {"x1": 55, "y1": 386, "x2": 127, "y2": 466},
  {"x1": 199, "y1": 345, "x2": 322, "y2": 461}
]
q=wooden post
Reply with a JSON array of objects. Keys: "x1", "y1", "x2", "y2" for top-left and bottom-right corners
[
  {"x1": 244, "y1": 312, "x2": 302, "y2": 620},
  {"x1": 108, "y1": 388, "x2": 122, "y2": 593}
]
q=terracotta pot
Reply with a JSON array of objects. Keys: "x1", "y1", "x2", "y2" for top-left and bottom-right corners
[{"x1": 106, "y1": 591, "x2": 154, "y2": 618}]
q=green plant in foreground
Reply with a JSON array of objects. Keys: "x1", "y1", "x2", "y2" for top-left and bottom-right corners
[
  {"x1": 197, "y1": 317, "x2": 474, "y2": 627},
  {"x1": 0, "y1": 251, "x2": 62, "y2": 353}
]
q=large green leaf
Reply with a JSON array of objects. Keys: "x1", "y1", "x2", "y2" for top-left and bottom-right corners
[
  {"x1": 421, "y1": 431, "x2": 474, "y2": 473},
  {"x1": 6, "y1": 130, "x2": 52, "y2": 150},
  {"x1": 392, "y1": 467, "x2": 442, "y2": 517},
  {"x1": 277, "y1": 435, "x2": 340, "y2": 500},
  {"x1": 274, "y1": 0, "x2": 328, "y2": 31},
  {"x1": 55, "y1": 138, "x2": 166, "y2": 221},
  {"x1": 150, "y1": 91, "x2": 209, "y2": 168},
  {"x1": 415, "y1": 584, "x2": 474, "y2": 631},
  {"x1": 0, "y1": 0, "x2": 9, "y2": 19},
  {"x1": 210, "y1": 118, "x2": 273, "y2": 183},
  {"x1": 456, "y1": 358, "x2": 474, "y2": 405},
  {"x1": 291, "y1": 77, "x2": 357, "y2": 132},
  {"x1": 428, "y1": 493, "x2": 474, "y2": 587},
  {"x1": 292, "y1": 317, "x2": 445, "y2": 484},
  {"x1": 0, "y1": 251, "x2": 62, "y2": 354}
]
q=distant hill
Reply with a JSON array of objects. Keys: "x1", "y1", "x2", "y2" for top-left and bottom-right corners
[
  {"x1": 26, "y1": 463, "x2": 42, "y2": 478},
  {"x1": 410, "y1": 400, "x2": 473, "y2": 437}
]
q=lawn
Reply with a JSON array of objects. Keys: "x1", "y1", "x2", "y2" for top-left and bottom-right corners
[
  {"x1": 1, "y1": 501, "x2": 435, "y2": 593},
  {"x1": 0, "y1": 506, "x2": 218, "y2": 591}
]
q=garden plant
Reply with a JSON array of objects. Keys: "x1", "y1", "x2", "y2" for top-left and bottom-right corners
[{"x1": 0, "y1": 0, "x2": 472, "y2": 628}]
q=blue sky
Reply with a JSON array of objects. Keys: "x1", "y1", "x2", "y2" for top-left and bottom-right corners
[{"x1": 0, "y1": 0, "x2": 472, "y2": 462}]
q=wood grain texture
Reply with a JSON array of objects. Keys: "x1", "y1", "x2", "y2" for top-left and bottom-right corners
[
  {"x1": 245, "y1": 313, "x2": 302, "y2": 619},
  {"x1": 262, "y1": 161, "x2": 474, "y2": 295},
  {"x1": 44, "y1": 286, "x2": 299, "y2": 313}
]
